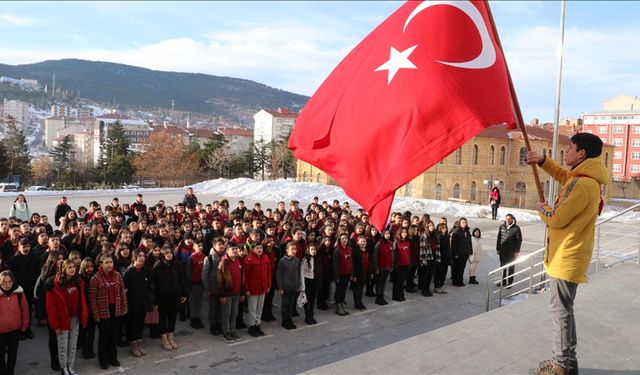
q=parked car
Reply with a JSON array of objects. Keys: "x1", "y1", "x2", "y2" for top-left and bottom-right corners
[
  {"x1": 0, "y1": 183, "x2": 18, "y2": 192},
  {"x1": 27, "y1": 185, "x2": 49, "y2": 191}
]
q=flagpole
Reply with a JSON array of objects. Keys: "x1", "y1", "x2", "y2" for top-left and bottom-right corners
[
  {"x1": 485, "y1": 1, "x2": 545, "y2": 202},
  {"x1": 549, "y1": 0, "x2": 566, "y2": 205}
]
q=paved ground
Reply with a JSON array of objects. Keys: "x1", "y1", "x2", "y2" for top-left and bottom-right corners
[
  {"x1": 5, "y1": 190, "x2": 638, "y2": 375},
  {"x1": 307, "y1": 262, "x2": 640, "y2": 375}
]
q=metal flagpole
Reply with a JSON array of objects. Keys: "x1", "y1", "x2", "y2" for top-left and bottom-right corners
[{"x1": 548, "y1": 0, "x2": 567, "y2": 205}]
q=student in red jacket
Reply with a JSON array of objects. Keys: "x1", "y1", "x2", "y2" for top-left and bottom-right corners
[
  {"x1": 90, "y1": 254, "x2": 128, "y2": 370},
  {"x1": 392, "y1": 227, "x2": 411, "y2": 302},
  {"x1": 46, "y1": 259, "x2": 89, "y2": 375},
  {"x1": 217, "y1": 245, "x2": 244, "y2": 343},
  {"x1": 186, "y1": 242, "x2": 206, "y2": 329},
  {"x1": 332, "y1": 233, "x2": 353, "y2": 316},
  {"x1": 0, "y1": 270, "x2": 30, "y2": 375},
  {"x1": 243, "y1": 243, "x2": 271, "y2": 337},
  {"x1": 372, "y1": 230, "x2": 393, "y2": 305}
]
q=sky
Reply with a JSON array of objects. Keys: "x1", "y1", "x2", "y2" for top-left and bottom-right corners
[{"x1": 1, "y1": 1, "x2": 639, "y2": 122}]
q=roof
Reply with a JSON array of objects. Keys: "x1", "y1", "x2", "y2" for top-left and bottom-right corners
[
  {"x1": 151, "y1": 125, "x2": 188, "y2": 136},
  {"x1": 476, "y1": 124, "x2": 572, "y2": 144},
  {"x1": 189, "y1": 128, "x2": 216, "y2": 138},
  {"x1": 217, "y1": 127, "x2": 253, "y2": 137},
  {"x1": 261, "y1": 108, "x2": 300, "y2": 118},
  {"x1": 582, "y1": 110, "x2": 640, "y2": 115}
]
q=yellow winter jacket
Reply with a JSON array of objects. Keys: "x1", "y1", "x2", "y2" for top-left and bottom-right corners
[{"x1": 538, "y1": 156, "x2": 609, "y2": 283}]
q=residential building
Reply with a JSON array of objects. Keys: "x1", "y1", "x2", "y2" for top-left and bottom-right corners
[
  {"x1": 45, "y1": 117, "x2": 67, "y2": 148},
  {"x1": 297, "y1": 125, "x2": 614, "y2": 210},
  {"x1": 92, "y1": 114, "x2": 152, "y2": 164},
  {"x1": 3, "y1": 99, "x2": 30, "y2": 128},
  {"x1": 217, "y1": 127, "x2": 253, "y2": 156},
  {"x1": 582, "y1": 95, "x2": 640, "y2": 183},
  {"x1": 51, "y1": 104, "x2": 71, "y2": 118},
  {"x1": 253, "y1": 107, "x2": 299, "y2": 144},
  {"x1": 73, "y1": 130, "x2": 94, "y2": 168}
]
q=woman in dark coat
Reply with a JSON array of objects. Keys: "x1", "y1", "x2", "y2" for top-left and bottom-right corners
[{"x1": 123, "y1": 250, "x2": 153, "y2": 357}]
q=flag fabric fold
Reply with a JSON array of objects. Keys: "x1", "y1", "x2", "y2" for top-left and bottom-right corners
[{"x1": 289, "y1": 0, "x2": 516, "y2": 230}]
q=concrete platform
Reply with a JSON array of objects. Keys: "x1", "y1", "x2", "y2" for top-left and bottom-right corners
[{"x1": 305, "y1": 263, "x2": 640, "y2": 375}]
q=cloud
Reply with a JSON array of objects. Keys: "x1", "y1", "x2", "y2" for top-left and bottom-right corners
[{"x1": 0, "y1": 13, "x2": 37, "y2": 27}]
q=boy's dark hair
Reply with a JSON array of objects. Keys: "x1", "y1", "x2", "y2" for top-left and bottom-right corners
[{"x1": 571, "y1": 133, "x2": 602, "y2": 159}]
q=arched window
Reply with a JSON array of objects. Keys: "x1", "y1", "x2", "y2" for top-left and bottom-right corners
[
  {"x1": 548, "y1": 149, "x2": 553, "y2": 158},
  {"x1": 472, "y1": 145, "x2": 479, "y2": 165},
  {"x1": 560, "y1": 150, "x2": 564, "y2": 166},
  {"x1": 489, "y1": 145, "x2": 495, "y2": 165},
  {"x1": 500, "y1": 146, "x2": 506, "y2": 165},
  {"x1": 453, "y1": 183, "x2": 461, "y2": 199},
  {"x1": 405, "y1": 183, "x2": 413, "y2": 197},
  {"x1": 515, "y1": 181, "x2": 527, "y2": 194},
  {"x1": 435, "y1": 184, "x2": 442, "y2": 200},
  {"x1": 317, "y1": 173, "x2": 322, "y2": 183},
  {"x1": 455, "y1": 148, "x2": 462, "y2": 165},
  {"x1": 470, "y1": 181, "x2": 477, "y2": 201},
  {"x1": 519, "y1": 147, "x2": 528, "y2": 166},
  {"x1": 605, "y1": 152, "x2": 609, "y2": 167},
  {"x1": 302, "y1": 171, "x2": 308, "y2": 182}
]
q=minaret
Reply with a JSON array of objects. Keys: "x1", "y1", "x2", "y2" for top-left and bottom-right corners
[
  {"x1": 186, "y1": 113, "x2": 190, "y2": 129},
  {"x1": 52, "y1": 73, "x2": 55, "y2": 97}
]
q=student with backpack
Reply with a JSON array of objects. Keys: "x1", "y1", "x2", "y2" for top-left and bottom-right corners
[
  {"x1": 0, "y1": 270, "x2": 30, "y2": 375},
  {"x1": 217, "y1": 245, "x2": 244, "y2": 342},
  {"x1": 202, "y1": 238, "x2": 226, "y2": 335},
  {"x1": 276, "y1": 242, "x2": 301, "y2": 329}
]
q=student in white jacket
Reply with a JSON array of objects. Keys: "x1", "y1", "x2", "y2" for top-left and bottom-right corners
[
  {"x1": 9, "y1": 194, "x2": 31, "y2": 222},
  {"x1": 468, "y1": 228, "x2": 483, "y2": 285}
]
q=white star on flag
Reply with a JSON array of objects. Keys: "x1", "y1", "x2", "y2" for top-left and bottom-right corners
[{"x1": 375, "y1": 45, "x2": 418, "y2": 84}]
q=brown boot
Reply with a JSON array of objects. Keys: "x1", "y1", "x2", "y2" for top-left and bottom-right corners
[
  {"x1": 137, "y1": 339, "x2": 146, "y2": 356},
  {"x1": 130, "y1": 341, "x2": 142, "y2": 357},
  {"x1": 167, "y1": 332, "x2": 178, "y2": 350},
  {"x1": 529, "y1": 361, "x2": 568, "y2": 375},
  {"x1": 160, "y1": 334, "x2": 172, "y2": 351}
]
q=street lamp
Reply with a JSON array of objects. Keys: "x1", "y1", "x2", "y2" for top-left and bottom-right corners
[{"x1": 103, "y1": 137, "x2": 118, "y2": 186}]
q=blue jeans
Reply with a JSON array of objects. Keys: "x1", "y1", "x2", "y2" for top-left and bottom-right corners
[{"x1": 549, "y1": 277, "x2": 578, "y2": 370}]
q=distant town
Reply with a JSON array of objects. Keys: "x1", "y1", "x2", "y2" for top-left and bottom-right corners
[{"x1": 1, "y1": 73, "x2": 639, "y2": 203}]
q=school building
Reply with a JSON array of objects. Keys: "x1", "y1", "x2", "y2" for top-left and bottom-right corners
[{"x1": 296, "y1": 125, "x2": 615, "y2": 210}]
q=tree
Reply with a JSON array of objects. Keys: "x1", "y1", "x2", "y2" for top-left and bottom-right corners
[
  {"x1": 93, "y1": 121, "x2": 135, "y2": 185},
  {"x1": 270, "y1": 137, "x2": 296, "y2": 179},
  {"x1": 194, "y1": 133, "x2": 227, "y2": 175},
  {"x1": 49, "y1": 135, "x2": 75, "y2": 178},
  {"x1": 31, "y1": 157, "x2": 55, "y2": 185},
  {"x1": 248, "y1": 138, "x2": 272, "y2": 180},
  {"x1": 133, "y1": 130, "x2": 198, "y2": 185},
  {"x1": 3, "y1": 116, "x2": 31, "y2": 184},
  {"x1": 203, "y1": 147, "x2": 232, "y2": 178},
  {"x1": 0, "y1": 141, "x2": 8, "y2": 179}
]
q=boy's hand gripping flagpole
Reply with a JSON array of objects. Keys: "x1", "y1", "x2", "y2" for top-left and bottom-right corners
[{"x1": 485, "y1": 3, "x2": 545, "y2": 203}]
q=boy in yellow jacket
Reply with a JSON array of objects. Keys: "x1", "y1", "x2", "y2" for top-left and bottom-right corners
[{"x1": 527, "y1": 133, "x2": 609, "y2": 375}]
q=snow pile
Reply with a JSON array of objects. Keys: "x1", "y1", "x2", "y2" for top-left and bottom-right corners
[{"x1": 192, "y1": 178, "x2": 543, "y2": 222}]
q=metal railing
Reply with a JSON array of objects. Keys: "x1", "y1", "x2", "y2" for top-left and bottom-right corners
[{"x1": 486, "y1": 203, "x2": 640, "y2": 311}]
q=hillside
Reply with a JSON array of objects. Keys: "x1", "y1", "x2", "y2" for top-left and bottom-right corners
[{"x1": 0, "y1": 59, "x2": 309, "y2": 124}]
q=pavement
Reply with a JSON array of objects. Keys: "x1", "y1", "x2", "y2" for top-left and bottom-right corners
[{"x1": 306, "y1": 262, "x2": 640, "y2": 375}]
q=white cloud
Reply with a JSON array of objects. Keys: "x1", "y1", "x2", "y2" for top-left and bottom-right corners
[{"x1": 0, "y1": 13, "x2": 37, "y2": 27}]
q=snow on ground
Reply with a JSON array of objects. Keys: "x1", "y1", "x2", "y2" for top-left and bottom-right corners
[{"x1": 4, "y1": 178, "x2": 639, "y2": 223}]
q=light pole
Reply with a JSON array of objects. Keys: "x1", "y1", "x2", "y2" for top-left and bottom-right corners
[{"x1": 103, "y1": 137, "x2": 118, "y2": 186}]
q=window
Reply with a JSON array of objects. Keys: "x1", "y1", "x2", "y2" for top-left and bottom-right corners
[
  {"x1": 614, "y1": 151, "x2": 622, "y2": 159},
  {"x1": 316, "y1": 173, "x2": 322, "y2": 183},
  {"x1": 453, "y1": 183, "x2": 461, "y2": 199},
  {"x1": 613, "y1": 126, "x2": 624, "y2": 133},
  {"x1": 500, "y1": 146, "x2": 506, "y2": 165},
  {"x1": 405, "y1": 183, "x2": 413, "y2": 197},
  {"x1": 631, "y1": 165, "x2": 640, "y2": 173},
  {"x1": 302, "y1": 172, "x2": 308, "y2": 182},
  {"x1": 472, "y1": 145, "x2": 478, "y2": 165},
  {"x1": 632, "y1": 139, "x2": 640, "y2": 147},
  {"x1": 632, "y1": 152, "x2": 640, "y2": 160},
  {"x1": 598, "y1": 126, "x2": 607, "y2": 133},
  {"x1": 612, "y1": 139, "x2": 623, "y2": 146},
  {"x1": 455, "y1": 148, "x2": 462, "y2": 165},
  {"x1": 489, "y1": 146, "x2": 495, "y2": 165},
  {"x1": 633, "y1": 126, "x2": 640, "y2": 134},
  {"x1": 515, "y1": 182, "x2": 526, "y2": 194},
  {"x1": 519, "y1": 147, "x2": 528, "y2": 166},
  {"x1": 560, "y1": 150, "x2": 564, "y2": 166},
  {"x1": 470, "y1": 181, "x2": 477, "y2": 201},
  {"x1": 613, "y1": 164, "x2": 622, "y2": 172},
  {"x1": 435, "y1": 184, "x2": 442, "y2": 200}
]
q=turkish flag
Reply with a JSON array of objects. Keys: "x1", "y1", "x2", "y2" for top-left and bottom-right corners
[{"x1": 289, "y1": 0, "x2": 516, "y2": 230}]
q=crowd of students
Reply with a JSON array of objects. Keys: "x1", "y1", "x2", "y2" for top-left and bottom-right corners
[{"x1": 0, "y1": 188, "x2": 485, "y2": 375}]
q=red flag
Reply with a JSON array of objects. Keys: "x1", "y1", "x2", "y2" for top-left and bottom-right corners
[{"x1": 289, "y1": 0, "x2": 516, "y2": 230}]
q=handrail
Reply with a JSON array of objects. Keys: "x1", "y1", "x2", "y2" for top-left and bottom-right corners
[{"x1": 486, "y1": 203, "x2": 640, "y2": 311}]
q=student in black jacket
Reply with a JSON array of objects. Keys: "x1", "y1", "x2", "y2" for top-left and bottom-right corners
[
  {"x1": 450, "y1": 218, "x2": 473, "y2": 287},
  {"x1": 123, "y1": 250, "x2": 154, "y2": 357},
  {"x1": 7, "y1": 239, "x2": 39, "y2": 339}
]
